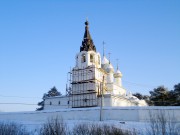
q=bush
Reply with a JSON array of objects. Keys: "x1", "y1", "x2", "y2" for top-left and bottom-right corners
[
  {"x1": 147, "y1": 110, "x2": 180, "y2": 135},
  {"x1": 0, "y1": 122, "x2": 29, "y2": 135},
  {"x1": 72, "y1": 123, "x2": 137, "y2": 135},
  {"x1": 40, "y1": 118, "x2": 138, "y2": 135},
  {"x1": 40, "y1": 116, "x2": 68, "y2": 135}
]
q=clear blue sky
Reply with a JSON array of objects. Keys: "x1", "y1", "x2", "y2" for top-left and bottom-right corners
[{"x1": 0, "y1": 0, "x2": 180, "y2": 112}]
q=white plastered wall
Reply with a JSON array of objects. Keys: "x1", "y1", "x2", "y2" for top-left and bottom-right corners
[
  {"x1": 76, "y1": 51, "x2": 101, "y2": 69},
  {"x1": 0, "y1": 107, "x2": 180, "y2": 122}
]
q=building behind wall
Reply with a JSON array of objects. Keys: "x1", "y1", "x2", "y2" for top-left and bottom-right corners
[{"x1": 44, "y1": 20, "x2": 147, "y2": 110}]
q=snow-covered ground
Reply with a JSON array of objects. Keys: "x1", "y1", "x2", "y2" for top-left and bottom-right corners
[
  {"x1": 0, "y1": 107, "x2": 180, "y2": 134},
  {"x1": 1, "y1": 117, "x2": 180, "y2": 135}
]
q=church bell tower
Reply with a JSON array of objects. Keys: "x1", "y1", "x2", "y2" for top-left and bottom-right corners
[{"x1": 71, "y1": 20, "x2": 105, "y2": 108}]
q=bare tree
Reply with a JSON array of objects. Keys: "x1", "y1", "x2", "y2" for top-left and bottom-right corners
[
  {"x1": 72, "y1": 123, "x2": 137, "y2": 135},
  {"x1": 40, "y1": 116, "x2": 68, "y2": 135},
  {"x1": 147, "y1": 110, "x2": 180, "y2": 135},
  {"x1": 72, "y1": 123, "x2": 90, "y2": 135},
  {"x1": 0, "y1": 122, "x2": 29, "y2": 135}
]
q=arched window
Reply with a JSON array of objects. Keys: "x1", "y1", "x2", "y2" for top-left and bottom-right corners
[
  {"x1": 81, "y1": 54, "x2": 86, "y2": 63},
  {"x1": 58, "y1": 101, "x2": 60, "y2": 105},
  {"x1": 90, "y1": 54, "x2": 94, "y2": 63},
  {"x1": 50, "y1": 101, "x2": 52, "y2": 105}
]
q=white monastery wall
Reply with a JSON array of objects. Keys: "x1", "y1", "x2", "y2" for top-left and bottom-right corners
[
  {"x1": 44, "y1": 96, "x2": 70, "y2": 110},
  {"x1": 0, "y1": 107, "x2": 179, "y2": 123}
]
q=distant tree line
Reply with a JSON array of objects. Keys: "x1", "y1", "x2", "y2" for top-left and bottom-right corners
[{"x1": 133, "y1": 83, "x2": 180, "y2": 106}]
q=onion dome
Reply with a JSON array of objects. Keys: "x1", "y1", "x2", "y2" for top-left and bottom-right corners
[
  {"x1": 102, "y1": 56, "x2": 109, "y2": 65},
  {"x1": 101, "y1": 56, "x2": 109, "y2": 70},
  {"x1": 114, "y1": 69, "x2": 122, "y2": 78},
  {"x1": 106, "y1": 63, "x2": 114, "y2": 73}
]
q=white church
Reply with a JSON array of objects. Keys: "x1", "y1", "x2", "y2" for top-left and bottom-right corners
[{"x1": 44, "y1": 20, "x2": 147, "y2": 110}]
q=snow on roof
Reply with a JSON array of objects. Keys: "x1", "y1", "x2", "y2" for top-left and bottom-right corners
[{"x1": 102, "y1": 56, "x2": 109, "y2": 65}]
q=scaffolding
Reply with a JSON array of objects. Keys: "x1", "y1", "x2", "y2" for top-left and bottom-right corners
[{"x1": 66, "y1": 66, "x2": 106, "y2": 108}]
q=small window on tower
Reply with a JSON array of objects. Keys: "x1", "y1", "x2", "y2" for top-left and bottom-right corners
[
  {"x1": 50, "y1": 101, "x2": 52, "y2": 105},
  {"x1": 82, "y1": 54, "x2": 86, "y2": 63},
  {"x1": 58, "y1": 101, "x2": 60, "y2": 105},
  {"x1": 90, "y1": 54, "x2": 94, "y2": 63}
]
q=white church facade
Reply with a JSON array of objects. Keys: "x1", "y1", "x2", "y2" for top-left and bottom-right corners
[{"x1": 44, "y1": 21, "x2": 147, "y2": 110}]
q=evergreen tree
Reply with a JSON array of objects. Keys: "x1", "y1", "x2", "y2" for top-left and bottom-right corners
[
  {"x1": 143, "y1": 95, "x2": 153, "y2": 106},
  {"x1": 133, "y1": 93, "x2": 143, "y2": 100},
  {"x1": 173, "y1": 83, "x2": 180, "y2": 105},
  {"x1": 36, "y1": 86, "x2": 62, "y2": 111},
  {"x1": 133, "y1": 93, "x2": 152, "y2": 105},
  {"x1": 149, "y1": 86, "x2": 169, "y2": 106},
  {"x1": 44, "y1": 86, "x2": 62, "y2": 98},
  {"x1": 167, "y1": 90, "x2": 176, "y2": 106},
  {"x1": 133, "y1": 83, "x2": 180, "y2": 106}
]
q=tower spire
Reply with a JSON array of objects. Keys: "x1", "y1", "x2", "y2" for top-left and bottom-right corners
[
  {"x1": 116, "y1": 59, "x2": 119, "y2": 70},
  {"x1": 103, "y1": 41, "x2": 105, "y2": 57},
  {"x1": 80, "y1": 20, "x2": 96, "y2": 52},
  {"x1": 108, "y1": 52, "x2": 111, "y2": 64}
]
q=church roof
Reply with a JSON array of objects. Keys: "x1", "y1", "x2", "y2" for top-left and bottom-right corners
[
  {"x1": 80, "y1": 20, "x2": 96, "y2": 52},
  {"x1": 107, "y1": 63, "x2": 114, "y2": 70},
  {"x1": 116, "y1": 69, "x2": 121, "y2": 74},
  {"x1": 106, "y1": 63, "x2": 114, "y2": 73},
  {"x1": 102, "y1": 56, "x2": 109, "y2": 65},
  {"x1": 114, "y1": 69, "x2": 122, "y2": 78}
]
